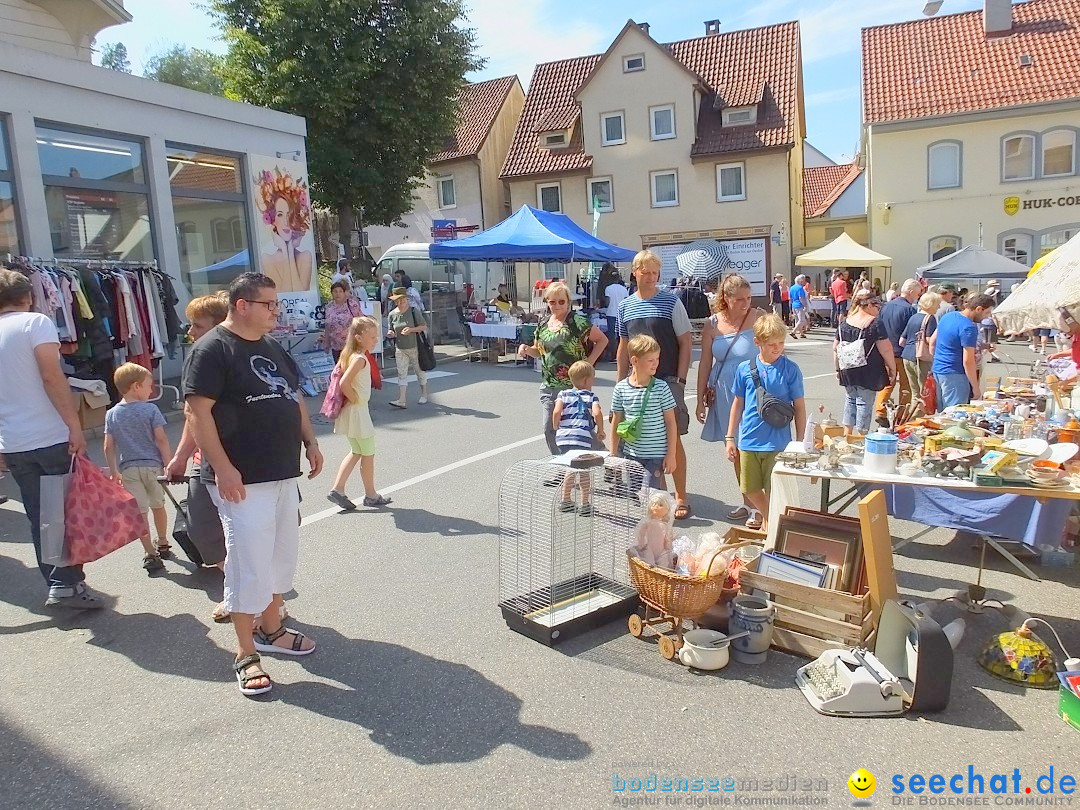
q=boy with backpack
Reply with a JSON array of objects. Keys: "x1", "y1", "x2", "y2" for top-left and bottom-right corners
[{"x1": 552, "y1": 360, "x2": 605, "y2": 515}]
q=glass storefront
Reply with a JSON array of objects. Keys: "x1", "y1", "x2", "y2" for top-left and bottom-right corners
[
  {"x1": 0, "y1": 119, "x2": 19, "y2": 255},
  {"x1": 167, "y1": 145, "x2": 251, "y2": 295},
  {"x1": 37, "y1": 125, "x2": 154, "y2": 260}
]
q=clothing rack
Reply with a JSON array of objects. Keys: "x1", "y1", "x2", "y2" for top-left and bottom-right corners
[{"x1": 6, "y1": 254, "x2": 179, "y2": 407}]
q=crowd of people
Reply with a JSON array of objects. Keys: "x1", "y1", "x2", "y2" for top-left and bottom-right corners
[{"x1": 5, "y1": 247, "x2": 1078, "y2": 699}]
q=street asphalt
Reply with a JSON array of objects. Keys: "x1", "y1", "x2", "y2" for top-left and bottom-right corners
[{"x1": 1, "y1": 325, "x2": 1077, "y2": 810}]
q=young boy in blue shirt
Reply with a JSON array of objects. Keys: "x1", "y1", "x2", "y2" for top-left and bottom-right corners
[{"x1": 725, "y1": 314, "x2": 806, "y2": 531}]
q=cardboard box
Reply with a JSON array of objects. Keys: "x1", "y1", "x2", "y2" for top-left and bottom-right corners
[{"x1": 70, "y1": 391, "x2": 107, "y2": 430}]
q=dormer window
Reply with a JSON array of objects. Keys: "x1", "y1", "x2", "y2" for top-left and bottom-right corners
[
  {"x1": 540, "y1": 131, "x2": 567, "y2": 148},
  {"x1": 722, "y1": 106, "x2": 758, "y2": 127},
  {"x1": 623, "y1": 54, "x2": 645, "y2": 73}
]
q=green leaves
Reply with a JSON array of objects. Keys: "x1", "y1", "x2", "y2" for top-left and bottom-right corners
[
  {"x1": 144, "y1": 46, "x2": 227, "y2": 96},
  {"x1": 209, "y1": 0, "x2": 482, "y2": 224}
]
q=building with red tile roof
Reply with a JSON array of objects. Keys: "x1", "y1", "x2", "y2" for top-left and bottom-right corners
[
  {"x1": 365, "y1": 76, "x2": 525, "y2": 270},
  {"x1": 799, "y1": 156, "x2": 868, "y2": 290},
  {"x1": 501, "y1": 19, "x2": 806, "y2": 297},
  {"x1": 863, "y1": 0, "x2": 1080, "y2": 278}
]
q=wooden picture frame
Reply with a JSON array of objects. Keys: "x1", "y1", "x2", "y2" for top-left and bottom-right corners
[{"x1": 776, "y1": 514, "x2": 860, "y2": 592}]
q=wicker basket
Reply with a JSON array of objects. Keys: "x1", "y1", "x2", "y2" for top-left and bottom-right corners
[{"x1": 625, "y1": 548, "x2": 728, "y2": 619}]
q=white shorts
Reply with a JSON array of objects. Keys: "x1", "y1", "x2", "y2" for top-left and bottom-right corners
[{"x1": 208, "y1": 479, "x2": 301, "y2": 615}]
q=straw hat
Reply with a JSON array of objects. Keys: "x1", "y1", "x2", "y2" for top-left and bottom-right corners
[
  {"x1": 986, "y1": 279, "x2": 1000, "y2": 288},
  {"x1": 389, "y1": 286, "x2": 408, "y2": 300}
]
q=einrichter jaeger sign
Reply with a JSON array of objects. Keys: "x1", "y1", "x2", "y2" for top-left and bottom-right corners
[{"x1": 1004, "y1": 194, "x2": 1080, "y2": 216}]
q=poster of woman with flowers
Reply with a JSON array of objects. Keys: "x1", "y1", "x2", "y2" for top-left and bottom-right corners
[{"x1": 250, "y1": 158, "x2": 316, "y2": 293}]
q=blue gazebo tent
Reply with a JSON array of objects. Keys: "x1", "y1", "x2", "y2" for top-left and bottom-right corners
[{"x1": 428, "y1": 205, "x2": 636, "y2": 263}]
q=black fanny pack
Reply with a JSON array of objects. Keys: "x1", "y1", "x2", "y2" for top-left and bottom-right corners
[{"x1": 750, "y1": 362, "x2": 795, "y2": 428}]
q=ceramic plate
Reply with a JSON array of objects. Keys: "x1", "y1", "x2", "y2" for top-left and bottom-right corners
[
  {"x1": 1003, "y1": 438, "x2": 1050, "y2": 458},
  {"x1": 1046, "y1": 443, "x2": 1079, "y2": 466}
]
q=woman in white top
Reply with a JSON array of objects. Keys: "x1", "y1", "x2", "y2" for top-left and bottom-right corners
[{"x1": 601, "y1": 267, "x2": 629, "y2": 362}]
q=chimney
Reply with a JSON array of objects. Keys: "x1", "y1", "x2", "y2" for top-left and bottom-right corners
[
  {"x1": 984, "y1": 0, "x2": 1013, "y2": 35},
  {"x1": 638, "y1": 22, "x2": 650, "y2": 36},
  {"x1": 705, "y1": 19, "x2": 721, "y2": 36}
]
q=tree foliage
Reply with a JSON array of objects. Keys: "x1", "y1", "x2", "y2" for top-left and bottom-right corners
[
  {"x1": 209, "y1": 0, "x2": 483, "y2": 231},
  {"x1": 144, "y1": 46, "x2": 226, "y2": 96},
  {"x1": 100, "y1": 42, "x2": 132, "y2": 73}
]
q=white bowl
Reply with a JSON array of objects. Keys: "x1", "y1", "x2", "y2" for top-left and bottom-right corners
[
  {"x1": 1047, "y1": 443, "x2": 1079, "y2": 466},
  {"x1": 677, "y1": 629, "x2": 731, "y2": 670}
]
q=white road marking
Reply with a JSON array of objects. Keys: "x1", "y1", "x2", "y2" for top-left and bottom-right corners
[
  {"x1": 803, "y1": 372, "x2": 838, "y2": 380},
  {"x1": 0, "y1": 497, "x2": 25, "y2": 515},
  {"x1": 382, "y1": 369, "x2": 457, "y2": 384},
  {"x1": 302, "y1": 433, "x2": 545, "y2": 526}
]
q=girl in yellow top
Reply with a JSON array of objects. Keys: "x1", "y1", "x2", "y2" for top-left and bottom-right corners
[{"x1": 327, "y1": 316, "x2": 392, "y2": 510}]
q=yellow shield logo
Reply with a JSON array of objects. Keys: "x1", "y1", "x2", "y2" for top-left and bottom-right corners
[{"x1": 1004, "y1": 196, "x2": 1020, "y2": 216}]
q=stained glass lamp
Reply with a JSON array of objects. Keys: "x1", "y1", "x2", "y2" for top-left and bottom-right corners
[{"x1": 977, "y1": 621, "x2": 1062, "y2": 689}]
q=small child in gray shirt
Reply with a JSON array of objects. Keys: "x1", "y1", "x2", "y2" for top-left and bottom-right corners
[{"x1": 104, "y1": 363, "x2": 172, "y2": 572}]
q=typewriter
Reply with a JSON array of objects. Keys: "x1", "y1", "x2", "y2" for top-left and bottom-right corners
[{"x1": 796, "y1": 600, "x2": 958, "y2": 718}]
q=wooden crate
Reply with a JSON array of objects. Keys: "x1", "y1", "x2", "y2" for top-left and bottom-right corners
[{"x1": 722, "y1": 499, "x2": 890, "y2": 660}]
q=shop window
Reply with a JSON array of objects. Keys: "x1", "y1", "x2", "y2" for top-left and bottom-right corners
[
  {"x1": 927, "y1": 141, "x2": 961, "y2": 189},
  {"x1": 543, "y1": 262, "x2": 565, "y2": 280},
  {"x1": 166, "y1": 144, "x2": 250, "y2": 296},
  {"x1": 0, "y1": 119, "x2": 19, "y2": 256},
  {"x1": 537, "y1": 182, "x2": 561, "y2": 213},
  {"x1": 715, "y1": 162, "x2": 745, "y2": 202},
  {"x1": 1041, "y1": 227, "x2": 1079, "y2": 253},
  {"x1": 651, "y1": 170, "x2": 678, "y2": 207},
  {"x1": 1002, "y1": 233, "x2": 1032, "y2": 266},
  {"x1": 588, "y1": 177, "x2": 613, "y2": 213},
  {"x1": 37, "y1": 125, "x2": 154, "y2": 261},
  {"x1": 928, "y1": 235, "x2": 960, "y2": 262},
  {"x1": 650, "y1": 105, "x2": 675, "y2": 140},
  {"x1": 1002, "y1": 134, "x2": 1035, "y2": 181},
  {"x1": 601, "y1": 112, "x2": 625, "y2": 146},
  {"x1": 1042, "y1": 130, "x2": 1075, "y2": 177}
]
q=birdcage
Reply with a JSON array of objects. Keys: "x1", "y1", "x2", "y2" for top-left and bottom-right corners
[{"x1": 498, "y1": 453, "x2": 646, "y2": 645}]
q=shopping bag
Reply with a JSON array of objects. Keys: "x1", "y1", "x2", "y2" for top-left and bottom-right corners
[
  {"x1": 39, "y1": 459, "x2": 74, "y2": 567},
  {"x1": 921, "y1": 375, "x2": 937, "y2": 415},
  {"x1": 367, "y1": 351, "x2": 382, "y2": 390},
  {"x1": 64, "y1": 455, "x2": 147, "y2": 565},
  {"x1": 417, "y1": 331, "x2": 437, "y2": 372}
]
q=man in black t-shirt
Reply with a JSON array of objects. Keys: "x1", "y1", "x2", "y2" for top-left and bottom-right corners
[{"x1": 184, "y1": 272, "x2": 324, "y2": 697}]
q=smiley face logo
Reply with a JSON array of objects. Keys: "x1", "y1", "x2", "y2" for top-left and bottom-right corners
[{"x1": 848, "y1": 769, "x2": 876, "y2": 799}]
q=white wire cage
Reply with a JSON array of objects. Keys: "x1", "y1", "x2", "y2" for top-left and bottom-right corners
[{"x1": 498, "y1": 454, "x2": 646, "y2": 645}]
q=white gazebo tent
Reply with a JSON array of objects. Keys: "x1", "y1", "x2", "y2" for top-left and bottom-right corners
[
  {"x1": 795, "y1": 232, "x2": 892, "y2": 269},
  {"x1": 994, "y1": 231, "x2": 1080, "y2": 335}
]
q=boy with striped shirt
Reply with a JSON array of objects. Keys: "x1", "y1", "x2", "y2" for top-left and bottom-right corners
[
  {"x1": 610, "y1": 334, "x2": 677, "y2": 491},
  {"x1": 552, "y1": 360, "x2": 605, "y2": 515}
]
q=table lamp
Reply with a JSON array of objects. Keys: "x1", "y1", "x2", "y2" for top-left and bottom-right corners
[{"x1": 977, "y1": 618, "x2": 1075, "y2": 689}]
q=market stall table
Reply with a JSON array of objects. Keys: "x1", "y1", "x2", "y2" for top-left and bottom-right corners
[{"x1": 766, "y1": 443, "x2": 1080, "y2": 583}]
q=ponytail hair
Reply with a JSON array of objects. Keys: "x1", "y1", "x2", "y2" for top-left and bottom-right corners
[{"x1": 712, "y1": 274, "x2": 751, "y2": 315}]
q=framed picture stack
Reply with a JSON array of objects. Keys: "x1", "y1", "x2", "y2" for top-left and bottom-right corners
[{"x1": 735, "y1": 490, "x2": 897, "y2": 659}]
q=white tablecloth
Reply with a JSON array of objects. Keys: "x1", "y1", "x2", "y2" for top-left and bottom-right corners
[{"x1": 469, "y1": 322, "x2": 519, "y2": 339}]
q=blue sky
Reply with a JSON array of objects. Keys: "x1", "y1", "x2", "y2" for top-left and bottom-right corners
[{"x1": 102, "y1": 0, "x2": 990, "y2": 162}]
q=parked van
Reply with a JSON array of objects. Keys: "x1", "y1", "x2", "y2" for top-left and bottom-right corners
[{"x1": 373, "y1": 243, "x2": 499, "y2": 305}]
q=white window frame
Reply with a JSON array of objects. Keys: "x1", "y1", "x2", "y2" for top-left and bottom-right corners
[
  {"x1": 436, "y1": 175, "x2": 456, "y2": 209},
  {"x1": 1002, "y1": 133, "x2": 1035, "y2": 181},
  {"x1": 541, "y1": 131, "x2": 566, "y2": 147},
  {"x1": 650, "y1": 169, "x2": 679, "y2": 208},
  {"x1": 927, "y1": 140, "x2": 961, "y2": 190},
  {"x1": 928, "y1": 235, "x2": 961, "y2": 262},
  {"x1": 650, "y1": 104, "x2": 676, "y2": 141},
  {"x1": 622, "y1": 53, "x2": 645, "y2": 73},
  {"x1": 722, "y1": 106, "x2": 757, "y2": 126},
  {"x1": 536, "y1": 182, "x2": 562, "y2": 213},
  {"x1": 600, "y1": 111, "x2": 626, "y2": 147},
  {"x1": 1002, "y1": 232, "x2": 1033, "y2": 266},
  {"x1": 715, "y1": 162, "x2": 746, "y2": 202},
  {"x1": 587, "y1": 176, "x2": 614, "y2": 214},
  {"x1": 1042, "y1": 129, "x2": 1076, "y2": 178}
]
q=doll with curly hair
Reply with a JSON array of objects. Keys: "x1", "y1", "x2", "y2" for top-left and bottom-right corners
[{"x1": 255, "y1": 168, "x2": 314, "y2": 292}]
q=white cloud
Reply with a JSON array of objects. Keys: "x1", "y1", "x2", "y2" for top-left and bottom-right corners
[{"x1": 463, "y1": 0, "x2": 610, "y2": 88}]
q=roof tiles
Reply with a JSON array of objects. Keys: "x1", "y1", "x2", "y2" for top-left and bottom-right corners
[
  {"x1": 804, "y1": 162, "x2": 863, "y2": 218},
  {"x1": 431, "y1": 75, "x2": 519, "y2": 164},
  {"x1": 863, "y1": 0, "x2": 1080, "y2": 125},
  {"x1": 501, "y1": 21, "x2": 801, "y2": 179}
]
